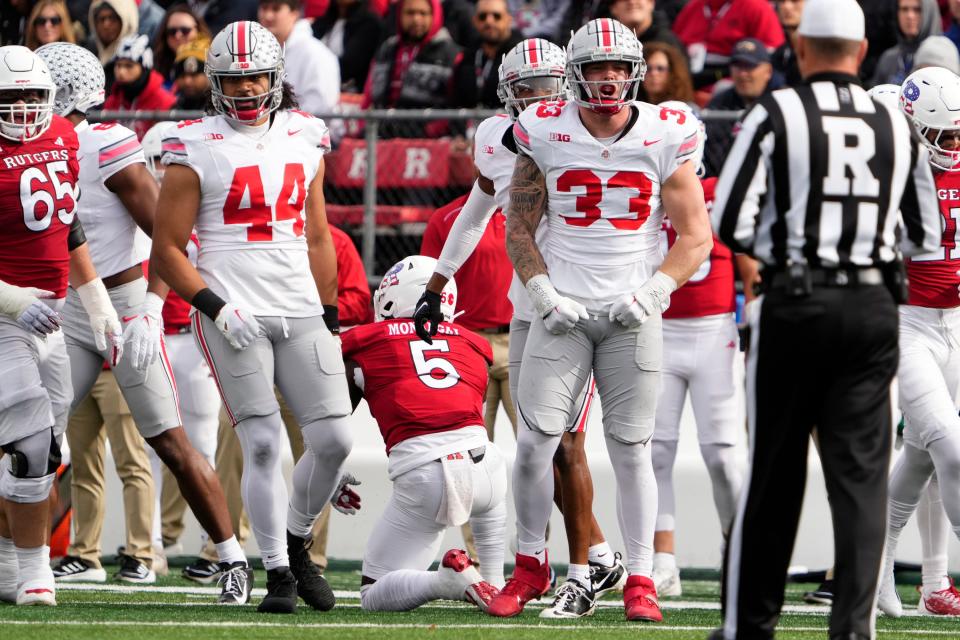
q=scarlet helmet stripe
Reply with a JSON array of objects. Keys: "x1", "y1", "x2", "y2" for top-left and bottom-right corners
[
  {"x1": 526, "y1": 39, "x2": 539, "y2": 64},
  {"x1": 236, "y1": 21, "x2": 249, "y2": 62},
  {"x1": 600, "y1": 19, "x2": 613, "y2": 47}
]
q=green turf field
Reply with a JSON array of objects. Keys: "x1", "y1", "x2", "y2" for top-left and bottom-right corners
[{"x1": 2, "y1": 563, "x2": 957, "y2": 639}]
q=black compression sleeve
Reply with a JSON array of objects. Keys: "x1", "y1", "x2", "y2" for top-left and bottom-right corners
[
  {"x1": 192, "y1": 288, "x2": 227, "y2": 320},
  {"x1": 67, "y1": 216, "x2": 87, "y2": 250}
]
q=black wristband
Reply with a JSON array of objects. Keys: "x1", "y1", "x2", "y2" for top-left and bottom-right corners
[
  {"x1": 323, "y1": 304, "x2": 340, "y2": 333},
  {"x1": 67, "y1": 216, "x2": 87, "y2": 250},
  {"x1": 192, "y1": 288, "x2": 227, "y2": 320}
]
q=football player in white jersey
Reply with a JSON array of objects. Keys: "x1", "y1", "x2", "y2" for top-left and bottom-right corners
[
  {"x1": 414, "y1": 38, "x2": 626, "y2": 619},
  {"x1": 151, "y1": 21, "x2": 353, "y2": 614},
  {"x1": 35, "y1": 42, "x2": 252, "y2": 601},
  {"x1": 876, "y1": 69, "x2": 960, "y2": 617},
  {"x1": 488, "y1": 19, "x2": 712, "y2": 621}
]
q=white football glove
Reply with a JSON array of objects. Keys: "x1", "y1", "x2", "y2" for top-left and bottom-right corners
[
  {"x1": 122, "y1": 292, "x2": 165, "y2": 372},
  {"x1": 608, "y1": 271, "x2": 678, "y2": 328},
  {"x1": 330, "y1": 473, "x2": 361, "y2": 515},
  {"x1": 0, "y1": 279, "x2": 62, "y2": 337},
  {"x1": 214, "y1": 302, "x2": 261, "y2": 350},
  {"x1": 526, "y1": 274, "x2": 588, "y2": 335},
  {"x1": 76, "y1": 278, "x2": 124, "y2": 366}
]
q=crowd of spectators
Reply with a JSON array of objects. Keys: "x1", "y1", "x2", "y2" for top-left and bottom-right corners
[{"x1": 6, "y1": 1, "x2": 960, "y2": 161}]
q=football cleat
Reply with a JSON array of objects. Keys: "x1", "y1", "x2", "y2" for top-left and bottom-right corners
[
  {"x1": 624, "y1": 575, "x2": 662, "y2": 622},
  {"x1": 591, "y1": 552, "x2": 627, "y2": 596},
  {"x1": 115, "y1": 553, "x2": 156, "y2": 584},
  {"x1": 257, "y1": 567, "x2": 297, "y2": 614},
  {"x1": 652, "y1": 564, "x2": 682, "y2": 597},
  {"x1": 288, "y1": 531, "x2": 335, "y2": 611},
  {"x1": 17, "y1": 577, "x2": 56, "y2": 606},
  {"x1": 917, "y1": 579, "x2": 960, "y2": 616},
  {"x1": 802, "y1": 579, "x2": 834, "y2": 605},
  {"x1": 540, "y1": 579, "x2": 596, "y2": 618},
  {"x1": 217, "y1": 561, "x2": 253, "y2": 606},
  {"x1": 51, "y1": 556, "x2": 107, "y2": 583},
  {"x1": 876, "y1": 569, "x2": 902, "y2": 617},
  {"x1": 486, "y1": 552, "x2": 551, "y2": 617},
  {"x1": 438, "y1": 548, "x2": 499, "y2": 613},
  {"x1": 182, "y1": 557, "x2": 223, "y2": 584}
]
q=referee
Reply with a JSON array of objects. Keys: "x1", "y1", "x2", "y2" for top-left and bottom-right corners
[{"x1": 710, "y1": 1, "x2": 941, "y2": 639}]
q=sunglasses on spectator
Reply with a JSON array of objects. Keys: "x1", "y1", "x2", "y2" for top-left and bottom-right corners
[
  {"x1": 34, "y1": 16, "x2": 62, "y2": 27},
  {"x1": 477, "y1": 11, "x2": 504, "y2": 21},
  {"x1": 166, "y1": 26, "x2": 196, "y2": 37}
]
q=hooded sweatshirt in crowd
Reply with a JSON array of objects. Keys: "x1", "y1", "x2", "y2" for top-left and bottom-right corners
[
  {"x1": 870, "y1": 0, "x2": 941, "y2": 86},
  {"x1": 88, "y1": 0, "x2": 139, "y2": 64}
]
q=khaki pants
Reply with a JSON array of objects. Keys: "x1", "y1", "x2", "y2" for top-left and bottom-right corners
[
  {"x1": 200, "y1": 392, "x2": 331, "y2": 569},
  {"x1": 463, "y1": 330, "x2": 516, "y2": 560},
  {"x1": 67, "y1": 370, "x2": 154, "y2": 569}
]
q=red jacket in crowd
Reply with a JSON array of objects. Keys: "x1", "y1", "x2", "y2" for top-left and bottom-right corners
[
  {"x1": 673, "y1": 0, "x2": 785, "y2": 58},
  {"x1": 420, "y1": 194, "x2": 513, "y2": 332},
  {"x1": 104, "y1": 69, "x2": 177, "y2": 140}
]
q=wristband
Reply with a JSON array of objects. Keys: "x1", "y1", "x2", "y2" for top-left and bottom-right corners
[
  {"x1": 192, "y1": 288, "x2": 227, "y2": 321},
  {"x1": 323, "y1": 304, "x2": 340, "y2": 333}
]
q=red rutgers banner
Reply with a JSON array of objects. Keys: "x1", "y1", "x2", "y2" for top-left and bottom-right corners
[{"x1": 326, "y1": 138, "x2": 474, "y2": 188}]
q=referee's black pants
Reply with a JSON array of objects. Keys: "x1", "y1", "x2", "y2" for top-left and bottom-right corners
[{"x1": 719, "y1": 284, "x2": 899, "y2": 640}]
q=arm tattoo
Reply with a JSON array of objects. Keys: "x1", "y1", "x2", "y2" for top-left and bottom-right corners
[{"x1": 506, "y1": 154, "x2": 549, "y2": 284}]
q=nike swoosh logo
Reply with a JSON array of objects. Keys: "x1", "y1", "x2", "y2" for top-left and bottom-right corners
[
  {"x1": 643, "y1": 139, "x2": 661, "y2": 146},
  {"x1": 288, "y1": 129, "x2": 301, "y2": 136},
  {"x1": 122, "y1": 315, "x2": 138, "y2": 323}
]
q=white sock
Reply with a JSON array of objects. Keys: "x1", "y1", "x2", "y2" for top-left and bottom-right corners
[
  {"x1": 588, "y1": 542, "x2": 614, "y2": 567},
  {"x1": 567, "y1": 563, "x2": 590, "y2": 589},
  {"x1": 236, "y1": 414, "x2": 290, "y2": 570},
  {"x1": 16, "y1": 545, "x2": 51, "y2": 584},
  {"x1": 214, "y1": 535, "x2": 245, "y2": 566},
  {"x1": 654, "y1": 551, "x2": 677, "y2": 571},
  {"x1": 0, "y1": 536, "x2": 17, "y2": 598},
  {"x1": 606, "y1": 437, "x2": 657, "y2": 577},
  {"x1": 360, "y1": 570, "x2": 441, "y2": 611}
]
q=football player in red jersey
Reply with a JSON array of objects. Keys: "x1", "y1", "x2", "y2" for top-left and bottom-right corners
[
  {"x1": 338, "y1": 256, "x2": 505, "y2": 613},
  {"x1": 877, "y1": 67, "x2": 960, "y2": 617},
  {"x1": 0, "y1": 45, "x2": 123, "y2": 606}
]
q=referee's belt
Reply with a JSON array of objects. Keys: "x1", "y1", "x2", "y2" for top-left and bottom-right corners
[
  {"x1": 439, "y1": 446, "x2": 486, "y2": 464},
  {"x1": 477, "y1": 324, "x2": 511, "y2": 335},
  {"x1": 767, "y1": 266, "x2": 884, "y2": 289}
]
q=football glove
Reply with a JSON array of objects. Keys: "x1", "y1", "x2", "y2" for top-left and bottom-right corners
[
  {"x1": 122, "y1": 292, "x2": 165, "y2": 372},
  {"x1": 214, "y1": 302, "x2": 261, "y2": 351},
  {"x1": 76, "y1": 278, "x2": 124, "y2": 366},
  {"x1": 526, "y1": 274, "x2": 588, "y2": 335},
  {"x1": 0, "y1": 280, "x2": 62, "y2": 337},
  {"x1": 608, "y1": 271, "x2": 677, "y2": 328},
  {"x1": 330, "y1": 472, "x2": 361, "y2": 515},
  {"x1": 413, "y1": 290, "x2": 444, "y2": 344}
]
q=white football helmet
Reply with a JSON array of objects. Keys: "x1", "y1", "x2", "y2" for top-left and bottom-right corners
[
  {"x1": 900, "y1": 66, "x2": 960, "y2": 172},
  {"x1": 0, "y1": 45, "x2": 56, "y2": 142},
  {"x1": 374, "y1": 256, "x2": 457, "y2": 323},
  {"x1": 141, "y1": 121, "x2": 178, "y2": 181},
  {"x1": 206, "y1": 21, "x2": 285, "y2": 124},
  {"x1": 36, "y1": 43, "x2": 105, "y2": 117},
  {"x1": 659, "y1": 100, "x2": 706, "y2": 176},
  {"x1": 497, "y1": 38, "x2": 567, "y2": 119},
  {"x1": 867, "y1": 83, "x2": 900, "y2": 108},
  {"x1": 566, "y1": 18, "x2": 645, "y2": 114}
]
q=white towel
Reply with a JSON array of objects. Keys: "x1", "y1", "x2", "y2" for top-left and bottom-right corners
[{"x1": 436, "y1": 453, "x2": 474, "y2": 526}]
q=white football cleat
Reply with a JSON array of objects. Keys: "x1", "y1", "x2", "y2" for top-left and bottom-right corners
[
  {"x1": 876, "y1": 568, "x2": 902, "y2": 617},
  {"x1": 437, "y1": 548, "x2": 499, "y2": 613},
  {"x1": 652, "y1": 564, "x2": 682, "y2": 597},
  {"x1": 17, "y1": 578, "x2": 56, "y2": 606}
]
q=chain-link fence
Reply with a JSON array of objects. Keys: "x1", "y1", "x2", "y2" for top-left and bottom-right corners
[{"x1": 89, "y1": 107, "x2": 743, "y2": 286}]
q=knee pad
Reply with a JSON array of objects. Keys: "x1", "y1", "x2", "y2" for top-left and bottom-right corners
[{"x1": 3, "y1": 428, "x2": 60, "y2": 479}]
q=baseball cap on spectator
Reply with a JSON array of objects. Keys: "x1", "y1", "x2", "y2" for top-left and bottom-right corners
[
  {"x1": 173, "y1": 36, "x2": 209, "y2": 77},
  {"x1": 914, "y1": 35, "x2": 960, "y2": 75},
  {"x1": 730, "y1": 38, "x2": 771, "y2": 67},
  {"x1": 112, "y1": 33, "x2": 154, "y2": 70},
  {"x1": 797, "y1": 0, "x2": 864, "y2": 41}
]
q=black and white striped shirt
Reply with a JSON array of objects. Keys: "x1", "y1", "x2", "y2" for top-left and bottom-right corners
[{"x1": 713, "y1": 72, "x2": 941, "y2": 269}]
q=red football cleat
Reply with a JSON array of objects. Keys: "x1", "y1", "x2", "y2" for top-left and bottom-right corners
[
  {"x1": 918, "y1": 579, "x2": 960, "y2": 616},
  {"x1": 438, "y1": 549, "x2": 499, "y2": 613},
  {"x1": 486, "y1": 552, "x2": 551, "y2": 617},
  {"x1": 624, "y1": 575, "x2": 662, "y2": 622}
]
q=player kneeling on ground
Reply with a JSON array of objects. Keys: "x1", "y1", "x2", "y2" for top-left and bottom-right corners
[{"x1": 337, "y1": 256, "x2": 505, "y2": 612}]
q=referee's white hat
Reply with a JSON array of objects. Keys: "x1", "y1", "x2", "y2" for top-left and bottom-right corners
[{"x1": 798, "y1": 0, "x2": 865, "y2": 42}]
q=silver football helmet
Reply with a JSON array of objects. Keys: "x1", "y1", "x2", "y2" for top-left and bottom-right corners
[
  {"x1": 141, "y1": 121, "x2": 178, "y2": 181},
  {"x1": 374, "y1": 256, "x2": 457, "y2": 323},
  {"x1": 566, "y1": 18, "x2": 645, "y2": 114},
  {"x1": 497, "y1": 38, "x2": 567, "y2": 119},
  {"x1": 36, "y1": 43, "x2": 106, "y2": 117},
  {"x1": 0, "y1": 45, "x2": 56, "y2": 142},
  {"x1": 900, "y1": 66, "x2": 960, "y2": 172},
  {"x1": 206, "y1": 21, "x2": 285, "y2": 124}
]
